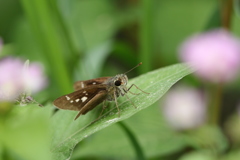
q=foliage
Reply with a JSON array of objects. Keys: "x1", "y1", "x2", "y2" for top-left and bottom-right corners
[
  {"x1": 51, "y1": 64, "x2": 192, "y2": 160},
  {"x1": 0, "y1": 0, "x2": 240, "y2": 160}
]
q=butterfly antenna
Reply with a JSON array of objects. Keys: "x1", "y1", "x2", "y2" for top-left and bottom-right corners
[{"x1": 124, "y1": 62, "x2": 142, "y2": 74}]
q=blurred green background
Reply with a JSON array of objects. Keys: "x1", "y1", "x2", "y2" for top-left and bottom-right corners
[{"x1": 0, "y1": 0, "x2": 240, "y2": 160}]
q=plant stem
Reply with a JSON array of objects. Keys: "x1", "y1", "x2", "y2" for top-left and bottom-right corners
[
  {"x1": 49, "y1": 0, "x2": 81, "y2": 74},
  {"x1": 20, "y1": 0, "x2": 72, "y2": 95},
  {"x1": 219, "y1": 0, "x2": 233, "y2": 29},
  {"x1": 208, "y1": 84, "x2": 223, "y2": 125},
  {"x1": 118, "y1": 122, "x2": 146, "y2": 160},
  {"x1": 139, "y1": 0, "x2": 153, "y2": 74}
]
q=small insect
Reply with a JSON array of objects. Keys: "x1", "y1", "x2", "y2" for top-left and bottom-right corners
[
  {"x1": 15, "y1": 93, "x2": 43, "y2": 107},
  {"x1": 15, "y1": 60, "x2": 43, "y2": 107},
  {"x1": 53, "y1": 62, "x2": 148, "y2": 120}
]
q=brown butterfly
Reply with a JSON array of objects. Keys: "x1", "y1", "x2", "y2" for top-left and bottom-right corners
[{"x1": 53, "y1": 62, "x2": 148, "y2": 120}]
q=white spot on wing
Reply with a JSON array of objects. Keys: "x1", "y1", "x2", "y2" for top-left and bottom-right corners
[
  {"x1": 75, "y1": 99, "x2": 80, "y2": 102},
  {"x1": 70, "y1": 100, "x2": 74, "y2": 103},
  {"x1": 81, "y1": 82, "x2": 84, "y2": 88},
  {"x1": 65, "y1": 96, "x2": 70, "y2": 100},
  {"x1": 83, "y1": 91, "x2": 86, "y2": 93},
  {"x1": 92, "y1": 82, "x2": 96, "y2": 85},
  {"x1": 81, "y1": 97, "x2": 88, "y2": 102}
]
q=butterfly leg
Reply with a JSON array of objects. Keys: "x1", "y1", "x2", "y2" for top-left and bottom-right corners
[
  {"x1": 127, "y1": 84, "x2": 149, "y2": 95},
  {"x1": 98, "y1": 100, "x2": 108, "y2": 118},
  {"x1": 124, "y1": 93, "x2": 137, "y2": 109},
  {"x1": 114, "y1": 91, "x2": 121, "y2": 117}
]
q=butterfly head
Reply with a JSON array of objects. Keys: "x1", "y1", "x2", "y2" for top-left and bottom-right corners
[
  {"x1": 105, "y1": 62, "x2": 142, "y2": 88},
  {"x1": 104, "y1": 74, "x2": 128, "y2": 100},
  {"x1": 113, "y1": 74, "x2": 128, "y2": 87}
]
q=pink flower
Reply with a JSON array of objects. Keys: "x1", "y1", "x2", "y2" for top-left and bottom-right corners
[
  {"x1": 0, "y1": 57, "x2": 47, "y2": 102},
  {"x1": 0, "y1": 58, "x2": 24, "y2": 100},
  {"x1": 22, "y1": 62, "x2": 47, "y2": 93},
  {"x1": 179, "y1": 29, "x2": 240, "y2": 83},
  {"x1": 162, "y1": 86, "x2": 206, "y2": 130}
]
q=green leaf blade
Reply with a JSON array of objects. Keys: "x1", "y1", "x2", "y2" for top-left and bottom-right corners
[{"x1": 51, "y1": 63, "x2": 193, "y2": 160}]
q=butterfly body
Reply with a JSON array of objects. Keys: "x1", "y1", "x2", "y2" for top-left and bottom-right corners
[
  {"x1": 53, "y1": 62, "x2": 148, "y2": 120},
  {"x1": 53, "y1": 74, "x2": 130, "y2": 120}
]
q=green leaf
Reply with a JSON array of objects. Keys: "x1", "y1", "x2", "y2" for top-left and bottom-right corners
[
  {"x1": 234, "y1": 0, "x2": 240, "y2": 19},
  {"x1": 0, "y1": 104, "x2": 52, "y2": 160},
  {"x1": 221, "y1": 149, "x2": 240, "y2": 160},
  {"x1": 203, "y1": 6, "x2": 221, "y2": 30},
  {"x1": 184, "y1": 125, "x2": 228, "y2": 153},
  {"x1": 71, "y1": 104, "x2": 187, "y2": 159},
  {"x1": 74, "y1": 40, "x2": 113, "y2": 81},
  {"x1": 179, "y1": 151, "x2": 216, "y2": 160},
  {"x1": 51, "y1": 63, "x2": 193, "y2": 160}
]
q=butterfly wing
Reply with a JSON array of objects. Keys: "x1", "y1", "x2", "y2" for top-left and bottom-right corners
[
  {"x1": 53, "y1": 85, "x2": 108, "y2": 111},
  {"x1": 74, "y1": 77, "x2": 110, "y2": 91}
]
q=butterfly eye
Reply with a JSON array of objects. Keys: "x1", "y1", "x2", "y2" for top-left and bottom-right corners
[{"x1": 114, "y1": 80, "x2": 121, "y2": 86}]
